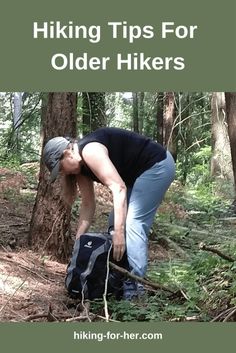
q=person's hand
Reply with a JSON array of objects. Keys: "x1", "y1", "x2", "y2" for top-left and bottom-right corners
[{"x1": 112, "y1": 230, "x2": 126, "y2": 262}]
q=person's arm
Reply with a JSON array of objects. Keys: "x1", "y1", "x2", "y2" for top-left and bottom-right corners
[
  {"x1": 76, "y1": 174, "x2": 96, "y2": 239},
  {"x1": 81, "y1": 142, "x2": 127, "y2": 261}
]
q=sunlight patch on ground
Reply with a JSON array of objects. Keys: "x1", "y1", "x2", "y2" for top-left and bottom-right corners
[{"x1": 0, "y1": 272, "x2": 28, "y2": 295}]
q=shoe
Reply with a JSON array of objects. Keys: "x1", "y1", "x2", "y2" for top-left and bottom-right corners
[
  {"x1": 137, "y1": 283, "x2": 145, "y2": 297},
  {"x1": 123, "y1": 279, "x2": 137, "y2": 300},
  {"x1": 123, "y1": 280, "x2": 145, "y2": 300}
]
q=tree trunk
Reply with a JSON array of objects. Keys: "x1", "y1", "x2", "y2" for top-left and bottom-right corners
[
  {"x1": 163, "y1": 92, "x2": 177, "y2": 160},
  {"x1": 156, "y1": 92, "x2": 164, "y2": 143},
  {"x1": 177, "y1": 92, "x2": 190, "y2": 184},
  {"x1": 211, "y1": 92, "x2": 233, "y2": 180},
  {"x1": 13, "y1": 92, "x2": 23, "y2": 130},
  {"x1": 82, "y1": 92, "x2": 106, "y2": 134},
  {"x1": 225, "y1": 92, "x2": 236, "y2": 194},
  {"x1": 132, "y1": 92, "x2": 139, "y2": 133},
  {"x1": 13, "y1": 92, "x2": 23, "y2": 154},
  {"x1": 139, "y1": 92, "x2": 145, "y2": 134},
  {"x1": 29, "y1": 92, "x2": 77, "y2": 262}
]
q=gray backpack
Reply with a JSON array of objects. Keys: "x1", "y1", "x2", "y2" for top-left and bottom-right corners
[{"x1": 65, "y1": 232, "x2": 129, "y2": 300}]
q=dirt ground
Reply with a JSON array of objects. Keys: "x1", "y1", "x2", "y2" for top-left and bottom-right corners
[{"x1": 0, "y1": 167, "x2": 171, "y2": 322}]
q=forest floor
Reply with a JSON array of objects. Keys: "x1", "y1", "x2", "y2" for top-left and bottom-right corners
[{"x1": 0, "y1": 166, "x2": 236, "y2": 322}]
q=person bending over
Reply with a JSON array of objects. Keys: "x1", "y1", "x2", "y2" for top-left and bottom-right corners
[{"x1": 43, "y1": 127, "x2": 176, "y2": 299}]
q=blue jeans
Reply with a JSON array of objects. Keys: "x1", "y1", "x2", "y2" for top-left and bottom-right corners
[{"x1": 109, "y1": 151, "x2": 176, "y2": 298}]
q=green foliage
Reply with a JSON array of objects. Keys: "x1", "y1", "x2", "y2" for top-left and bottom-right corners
[
  {"x1": 105, "y1": 92, "x2": 133, "y2": 129},
  {"x1": 175, "y1": 93, "x2": 212, "y2": 184},
  {"x1": 0, "y1": 154, "x2": 21, "y2": 169},
  {"x1": 0, "y1": 92, "x2": 41, "y2": 164},
  {"x1": 143, "y1": 176, "x2": 236, "y2": 322},
  {"x1": 185, "y1": 146, "x2": 212, "y2": 184},
  {"x1": 172, "y1": 154, "x2": 231, "y2": 225},
  {"x1": 146, "y1": 253, "x2": 235, "y2": 321},
  {"x1": 90, "y1": 296, "x2": 163, "y2": 322}
]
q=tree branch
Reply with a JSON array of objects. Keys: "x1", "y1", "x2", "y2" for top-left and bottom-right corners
[
  {"x1": 109, "y1": 261, "x2": 175, "y2": 294},
  {"x1": 199, "y1": 242, "x2": 235, "y2": 262}
]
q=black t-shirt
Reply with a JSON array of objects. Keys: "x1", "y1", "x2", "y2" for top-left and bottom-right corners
[{"x1": 78, "y1": 127, "x2": 167, "y2": 186}]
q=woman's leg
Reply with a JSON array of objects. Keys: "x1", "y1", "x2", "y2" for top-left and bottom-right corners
[
  {"x1": 109, "y1": 152, "x2": 175, "y2": 299},
  {"x1": 125, "y1": 151, "x2": 176, "y2": 278}
]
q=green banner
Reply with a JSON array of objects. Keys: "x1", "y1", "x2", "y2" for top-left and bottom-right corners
[
  {"x1": 0, "y1": 0, "x2": 235, "y2": 91},
  {"x1": 0, "y1": 322, "x2": 235, "y2": 353}
]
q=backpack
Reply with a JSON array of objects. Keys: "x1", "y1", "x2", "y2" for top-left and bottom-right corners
[{"x1": 65, "y1": 232, "x2": 129, "y2": 300}]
